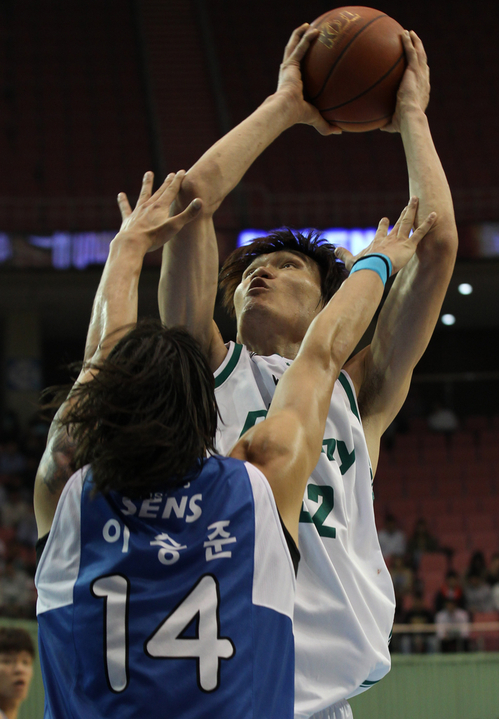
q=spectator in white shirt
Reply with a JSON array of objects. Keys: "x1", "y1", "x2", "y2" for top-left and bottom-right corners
[{"x1": 378, "y1": 514, "x2": 407, "y2": 559}]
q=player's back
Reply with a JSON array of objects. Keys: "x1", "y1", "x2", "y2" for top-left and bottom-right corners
[{"x1": 35, "y1": 455, "x2": 296, "y2": 719}]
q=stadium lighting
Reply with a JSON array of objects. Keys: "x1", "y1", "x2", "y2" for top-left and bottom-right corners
[
  {"x1": 441, "y1": 314, "x2": 456, "y2": 326},
  {"x1": 458, "y1": 283, "x2": 473, "y2": 295}
]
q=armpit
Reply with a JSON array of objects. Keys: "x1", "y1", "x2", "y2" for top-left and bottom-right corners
[{"x1": 358, "y1": 367, "x2": 385, "y2": 419}]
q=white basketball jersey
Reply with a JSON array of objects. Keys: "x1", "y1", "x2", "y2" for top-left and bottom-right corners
[{"x1": 214, "y1": 342, "x2": 395, "y2": 718}]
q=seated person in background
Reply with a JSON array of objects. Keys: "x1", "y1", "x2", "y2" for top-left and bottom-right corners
[
  {"x1": 435, "y1": 570, "x2": 465, "y2": 612},
  {"x1": 389, "y1": 554, "x2": 414, "y2": 603},
  {"x1": 378, "y1": 514, "x2": 407, "y2": 559},
  {"x1": 401, "y1": 591, "x2": 435, "y2": 654},
  {"x1": 0, "y1": 627, "x2": 35, "y2": 719},
  {"x1": 34, "y1": 172, "x2": 434, "y2": 719},
  {"x1": 485, "y1": 552, "x2": 499, "y2": 587},
  {"x1": 464, "y1": 572, "x2": 494, "y2": 614},
  {"x1": 492, "y1": 583, "x2": 499, "y2": 612},
  {"x1": 435, "y1": 599, "x2": 470, "y2": 652},
  {"x1": 407, "y1": 518, "x2": 439, "y2": 567},
  {"x1": 466, "y1": 549, "x2": 487, "y2": 580},
  {"x1": 426, "y1": 402, "x2": 459, "y2": 433}
]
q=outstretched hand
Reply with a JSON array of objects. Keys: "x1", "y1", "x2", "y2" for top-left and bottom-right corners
[
  {"x1": 381, "y1": 30, "x2": 430, "y2": 133},
  {"x1": 277, "y1": 23, "x2": 342, "y2": 136},
  {"x1": 335, "y1": 197, "x2": 436, "y2": 275},
  {"x1": 116, "y1": 171, "x2": 202, "y2": 252}
]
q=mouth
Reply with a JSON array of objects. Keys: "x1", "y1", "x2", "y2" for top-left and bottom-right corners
[{"x1": 248, "y1": 278, "x2": 269, "y2": 292}]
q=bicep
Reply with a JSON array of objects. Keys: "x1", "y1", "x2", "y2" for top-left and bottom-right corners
[
  {"x1": 34, "y1": 366, "x2": 95, "y2": 537},
  {"x1": 34, "y1": 426, "x2": 76, "y2": 538}
]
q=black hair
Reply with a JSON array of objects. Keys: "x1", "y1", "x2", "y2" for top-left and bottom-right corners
[
  {"x1": 57, "y1": 320, "x2": 218, "y2": 498},
  {"x1": 219, "y1": 227, "x2": 347, "y2": 316},
  {"x1": 0, "y1": 628, "x2": 35, "y2": 657}
]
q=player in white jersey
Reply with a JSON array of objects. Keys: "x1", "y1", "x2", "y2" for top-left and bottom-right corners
[
  {"x1": 34, "y1": 170, "x2": 436, "y2": 718},
  {"x1": 153, "y1": 23, "x2": 458, "y2": 719}
]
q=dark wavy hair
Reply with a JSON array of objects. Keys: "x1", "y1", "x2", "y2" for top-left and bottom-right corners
[
  {"x1": 59, "y1": 320, "x2": 218, "y2": 498},
  {"x1": 219, "y1": 227, "x2": 347, "y2": 316}
]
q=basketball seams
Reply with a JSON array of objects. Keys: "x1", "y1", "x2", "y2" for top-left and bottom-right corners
[
  {"x1": 320, "y1": 51, "x2": 405, "y2": 113},
  {"x1": 309, "y1": 14, "x2": 387, "y2": 102}
]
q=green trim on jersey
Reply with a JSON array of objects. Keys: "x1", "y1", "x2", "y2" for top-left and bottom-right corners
[
  {"x1": 338, "y1": 372, "x2": 360, "y2": 421},
  {"x1": 360, "y1": 678, "x2": 381, "y2": 688},
  {"x1": 214, "y1": 343, "x2": 243, "y2": 388}
]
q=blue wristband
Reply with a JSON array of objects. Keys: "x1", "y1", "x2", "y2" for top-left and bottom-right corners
[{"x1": 349, "y1": 253, "x2": 393, "y2": 286}]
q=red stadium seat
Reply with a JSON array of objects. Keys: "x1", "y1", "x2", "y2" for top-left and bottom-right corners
[
  {"x1": 468, "y1": 531, "x2": 499, "y2": 554},
  {"x1": 470, "y1": 612, "x2": 499, "y2": 651},
  {"x1": 439, "y1": 532, "x2": 469, "y2": 552},
  {"x1": 419, "y1": 553, "x2": 448, "y2": 574},
  {"x1": 452, "y1": 550, "x2": 472, "y2": 575},
  {"x1": 436, "y1": 516, "x2": 465, "y2": 534},
  {"x1": 466, "y1": 515, "x2": 495, "y2": 532}
]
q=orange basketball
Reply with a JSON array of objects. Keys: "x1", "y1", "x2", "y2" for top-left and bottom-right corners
[{"x1": 302, "y1": 6, "x2": 407, "y2": 132}]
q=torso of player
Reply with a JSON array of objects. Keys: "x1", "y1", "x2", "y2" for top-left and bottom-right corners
[
  {"x1": 215, "y1": 342, "x2": 396, "y2": 717},
  {"x1": 35, "y1": 456, "x2": 295, "y2": 719}
]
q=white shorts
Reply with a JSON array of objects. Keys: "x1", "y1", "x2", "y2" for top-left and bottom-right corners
[{"x1": 307, "y1": 699, "x2": 353, "y2": 719}]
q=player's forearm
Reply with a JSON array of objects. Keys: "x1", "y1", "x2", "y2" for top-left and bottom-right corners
[
  {"x1": 84, "y1": 235, "x2": 146, "y2": 362},
  {"x1": 271, "y1": 270, "x2": 385, "y2": 419},
  {"x1": 401, "y1": 108, "x2": 457, "y2": 256},
  {"x1": 178, "y1": 92, "x2": 299, "y2": 213},
  {"x1": 158, "y1": 217, "x2": 220, "y2": 351}
]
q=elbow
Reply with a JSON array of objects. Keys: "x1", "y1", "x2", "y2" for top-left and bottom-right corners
[{"x1": 178, "y1": 169, "x2": 221, "y2": 216}]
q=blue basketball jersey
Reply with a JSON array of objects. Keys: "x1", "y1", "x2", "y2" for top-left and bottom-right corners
[{"x1": 35, "y1": 456, "x2": 296, "y2": 719}]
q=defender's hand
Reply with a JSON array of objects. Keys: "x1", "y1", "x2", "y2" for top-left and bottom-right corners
[
  {"x1": 116, "y1": 171, "x2": 202, "y2": 253},
  {"x1": 335, "y1": 197, "x2": 436, "y2": 275}
]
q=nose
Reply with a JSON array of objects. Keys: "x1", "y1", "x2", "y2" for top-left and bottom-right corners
[{"x1": 252, "y1": 265, "x2": 275, "y2": 279}]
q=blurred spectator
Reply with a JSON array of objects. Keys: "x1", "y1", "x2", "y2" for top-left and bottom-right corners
[
  {"x1": 390, "y1": 555, "x2": 414, "y2": 601},
  {"x1": 401, "y1": 591, "x2": 435, "y2": 654},
  {"x1": 16, "y1": 511, "x2": 37, "y2": 549},
  {"x1": 466, "y1": 550, "x2": 487, "y2": 581},
  {"x1": 0, "y1": 410, "x2": 20, "y2": 443},
  {"x1": 407, "y1": 518, "x2": 439, "y2": 567},
  {"x1": 0, "y1": 626, "x2": 35, "y2": 719},
  {"x1": 427, "y1": 402, "x2": 459, "y2": 433},
  {"x1": 492, "y1": 584, "x2": 499, "y2": 612},
  {"x1": 485, "y1": 552, "x2": 499, "y2": 586},
  {"x1": 378, "y1": 514, "x2": 407, "y2": 559},
  {"x1": 0, "y1": 489, "x2": 32, "y2": 529},
  {"x1": 435, "y1": 599, "x2": 470, "y2": 652},
  {"x1": 0, "y1": 560, "x2": 36, "y2": 618},
  {"x1": 435, "y1": 570, "x2": 466, "y2": 612},
  {"x1": 464, "y1": 572, "x2": 494, "y2": 613},
  {"x1": 0, "y1": 440, "x2": 27, "y2": 477}
]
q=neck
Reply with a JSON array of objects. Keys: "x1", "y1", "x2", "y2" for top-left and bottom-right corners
[
  {"x1": 0, "y1": 701, "x2": 18, "y2": 719},
  {"x1": 238, "y1": 312, "x2": 307, "y2": 360},
  {"x1": 243, "y1": 335, "x2": 301, "y2": 360}
]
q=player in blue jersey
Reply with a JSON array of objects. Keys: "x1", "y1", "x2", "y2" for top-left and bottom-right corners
[{"x1": 34, "y1": 169, "x2": 436, "y2": 719}]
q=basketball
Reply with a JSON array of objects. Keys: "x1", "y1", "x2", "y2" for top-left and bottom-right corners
[{"x1": 302, "y1": 6, "x2": 407, "y2": 132}]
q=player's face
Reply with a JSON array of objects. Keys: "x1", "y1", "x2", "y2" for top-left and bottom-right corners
[
  {"x1": 0, "y1": 651, "x2": 33, "y2": 706},
  {"x1": 233, "y1": 251, "x2": 323, "y2": 342}
]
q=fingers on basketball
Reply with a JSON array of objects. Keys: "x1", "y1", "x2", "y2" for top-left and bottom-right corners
[{"x1": 284, "y1": 24, "x2": 310, "y2": 61}]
